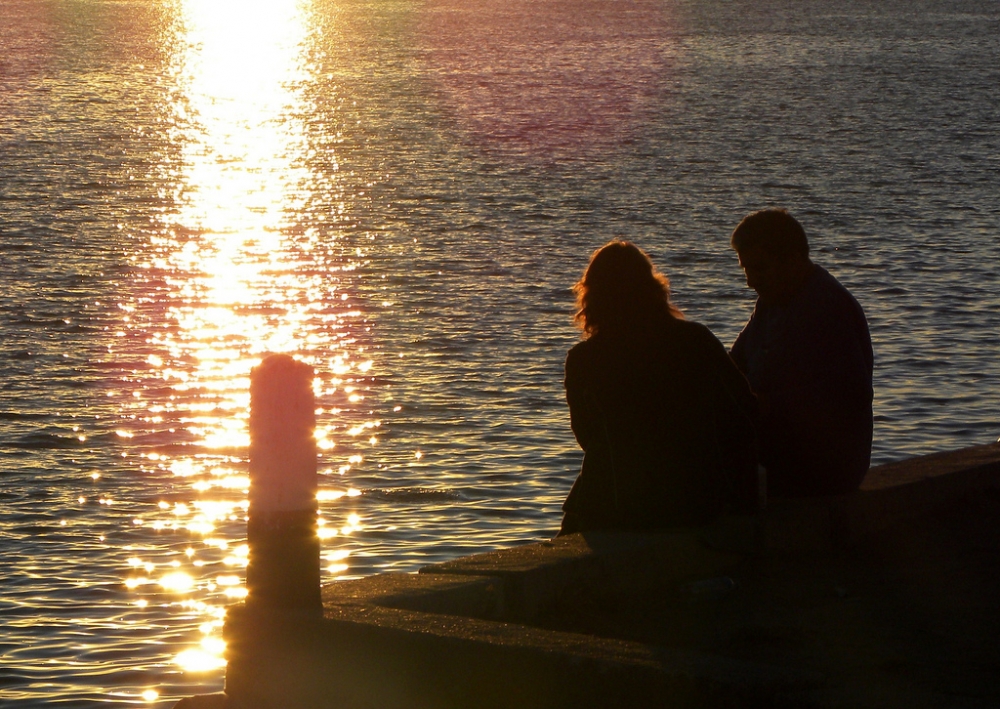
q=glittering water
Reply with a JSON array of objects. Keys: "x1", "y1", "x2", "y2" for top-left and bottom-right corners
[{"x1": 1, "y1": 0, "x2": 998, "y2": 705}]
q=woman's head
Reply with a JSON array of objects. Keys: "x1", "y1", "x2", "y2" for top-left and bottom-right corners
[{"x1": 573, "y1": 240, "x2": 682, "y2": 336}]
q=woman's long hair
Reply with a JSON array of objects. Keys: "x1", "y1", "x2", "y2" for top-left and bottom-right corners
[{"x1": 573, "y1": 240, "x2": 683, "y2": 337}]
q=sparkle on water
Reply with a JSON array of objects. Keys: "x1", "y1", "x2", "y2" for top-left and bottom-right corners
[
  {"x1": 114, "y1": 0, "x2": 371, "y2": 679},
  {"x1": 1, "y1": 0, "x2": 999, "y2": 705}
]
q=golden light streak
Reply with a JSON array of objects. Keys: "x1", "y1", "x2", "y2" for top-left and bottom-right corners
[
  {"x1": 159, "y1": 572, "x2": 196, "y2": 593},
  {"x1": 114, "y1": 0, "x2": 379, "y2": 690},
  {"x1": 175, "y1": 648, "x2": 227, "y2": 673}
]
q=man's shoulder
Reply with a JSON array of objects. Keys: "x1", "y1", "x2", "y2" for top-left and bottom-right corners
[
  {"x1": 805, "y1": 267, "x2": 873, "y2": 368},
  {"x1": 793, "y1": 265, "x2": 867, "y2": 330},
  {"x1": 808, "y1": 265, "x2": 868, "y2": 318}
]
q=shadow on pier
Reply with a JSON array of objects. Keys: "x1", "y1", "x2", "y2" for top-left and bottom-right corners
[{"x1": 201, "y1": 442, "x2": 1000, "y2": 709}]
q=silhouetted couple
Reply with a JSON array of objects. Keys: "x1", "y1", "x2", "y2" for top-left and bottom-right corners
[{"x1": 560, "y1": 208, "x2": 874, "y2": 535}]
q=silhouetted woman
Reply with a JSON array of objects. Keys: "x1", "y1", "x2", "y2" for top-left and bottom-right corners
[{"x1": 560, "y1": 241, "x2": 758, "y2": 534}]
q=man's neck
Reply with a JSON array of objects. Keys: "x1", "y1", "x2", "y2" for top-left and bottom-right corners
[{"x1": 762, "y1": 259, "x2": 815, "y2": 306}]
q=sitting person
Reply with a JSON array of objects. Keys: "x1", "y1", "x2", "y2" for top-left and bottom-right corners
[
  {"x1": 729, "y1": 208, "x2": 874, "y2": 497},
  {"x1": 560, "y1": 240, "x2": 758, "y2": 535}
]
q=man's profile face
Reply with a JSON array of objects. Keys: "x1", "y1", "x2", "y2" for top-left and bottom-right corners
[
  {"x1": 737, "y1": 245, "x2": 783, "y2": 302},
  {"x1": 737, "y1": 244, "x2": 811, "y2": 305}
]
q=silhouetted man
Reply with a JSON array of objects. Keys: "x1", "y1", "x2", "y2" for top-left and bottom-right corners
[{"x1": 730, "y1": 208, "x2": 873, "y2": 497}]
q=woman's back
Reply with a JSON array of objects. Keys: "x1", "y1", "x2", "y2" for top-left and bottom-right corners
[
  {"x1": 564, "y1": 318, "x2": 756, "y2": 531},
  {"x1": 561, "y1": 241, "x2": 757, "y2": 534}
]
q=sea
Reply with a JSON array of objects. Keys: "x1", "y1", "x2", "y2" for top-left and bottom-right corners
[{"x1": 1, "y1": 0, "x2": 998, "y2": 705}]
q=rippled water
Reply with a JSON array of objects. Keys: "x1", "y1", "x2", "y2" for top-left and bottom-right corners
[{"x1": 1, "y1": 0, "x2": 998, "y2": 705}]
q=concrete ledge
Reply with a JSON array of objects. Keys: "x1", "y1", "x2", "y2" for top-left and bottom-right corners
[
  {"x1": 320, "y1": 570, "x2": 505, "y2": 619},
  {"x1": 418, "y1": 531, "x2": 743, "y2": 623},
  {"x1": 223, "y1": 443, "x2": 1000, "y2": 709},
  {"x1": 225, "y1": 601, "x2": 821, "y2": 709},
  {"x1": 753, "y1": 442, "x2": 1000, "y2": 553}
]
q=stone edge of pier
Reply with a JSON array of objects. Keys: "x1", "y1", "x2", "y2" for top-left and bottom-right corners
[{"x1": 218, "y1": 441, "x2": 1000, "y2": 709}]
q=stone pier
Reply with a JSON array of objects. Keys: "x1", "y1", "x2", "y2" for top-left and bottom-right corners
[{"x1": 213, "y1": 441, "x2": 1000, "y2": 709}]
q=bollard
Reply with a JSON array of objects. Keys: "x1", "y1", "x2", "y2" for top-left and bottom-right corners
[{"x1": 245, "y1": 354, "x2": 322, "y2": 612}]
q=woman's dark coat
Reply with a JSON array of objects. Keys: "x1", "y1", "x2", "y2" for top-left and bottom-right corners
[{"x1": 562, "y1": 317, "x2": 758, "y2": 533}]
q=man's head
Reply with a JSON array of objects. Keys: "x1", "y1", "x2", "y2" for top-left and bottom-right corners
[{"x1": 731, "y1": 208, "x2": 813, "y2": 304}]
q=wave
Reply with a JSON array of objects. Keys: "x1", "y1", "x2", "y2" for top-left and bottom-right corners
[
  {"x1": 3, "y1": 432, "x2": 97, "y2": 450},
  {"x1": 0, "y1": 428, "x2": 252, "y2": 458},
  {"x1": 362, "y1": 487, "x2": 465, "y2": 502},
  {"x1": 0, "y1": 411, "x2": 51, "y2": 421}
]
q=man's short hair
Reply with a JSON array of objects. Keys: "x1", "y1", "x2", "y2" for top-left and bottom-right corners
[{"x1": 730, "y1": 208, "x2": 810, "y2": 260}]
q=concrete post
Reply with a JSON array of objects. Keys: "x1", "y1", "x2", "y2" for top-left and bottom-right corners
[{"x1": 246, "y1": 354, "x2": 322, "y2": 612}]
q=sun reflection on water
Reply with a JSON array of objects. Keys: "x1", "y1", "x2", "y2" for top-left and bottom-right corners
[{"x1": 108, "y1": 0, "x2": 376, "y2": 687}]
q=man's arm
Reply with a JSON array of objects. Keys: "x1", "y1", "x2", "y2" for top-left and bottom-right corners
[{"x1": 729, "y1": 306, "x2": 758, "y2": 378}]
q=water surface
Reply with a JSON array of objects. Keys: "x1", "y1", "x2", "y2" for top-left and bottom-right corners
[{"x1": 1, "y1": 0, "x2": 998, "y2": 705}]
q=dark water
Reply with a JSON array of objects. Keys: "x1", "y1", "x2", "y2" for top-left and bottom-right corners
[{"x1": 1, "y1": 0, "x2": 998, "y2": 705}]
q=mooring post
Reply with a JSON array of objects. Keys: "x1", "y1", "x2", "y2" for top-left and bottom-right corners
[{"x1": 245, "y1": 354, "x2": 322, "y2": 612}]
